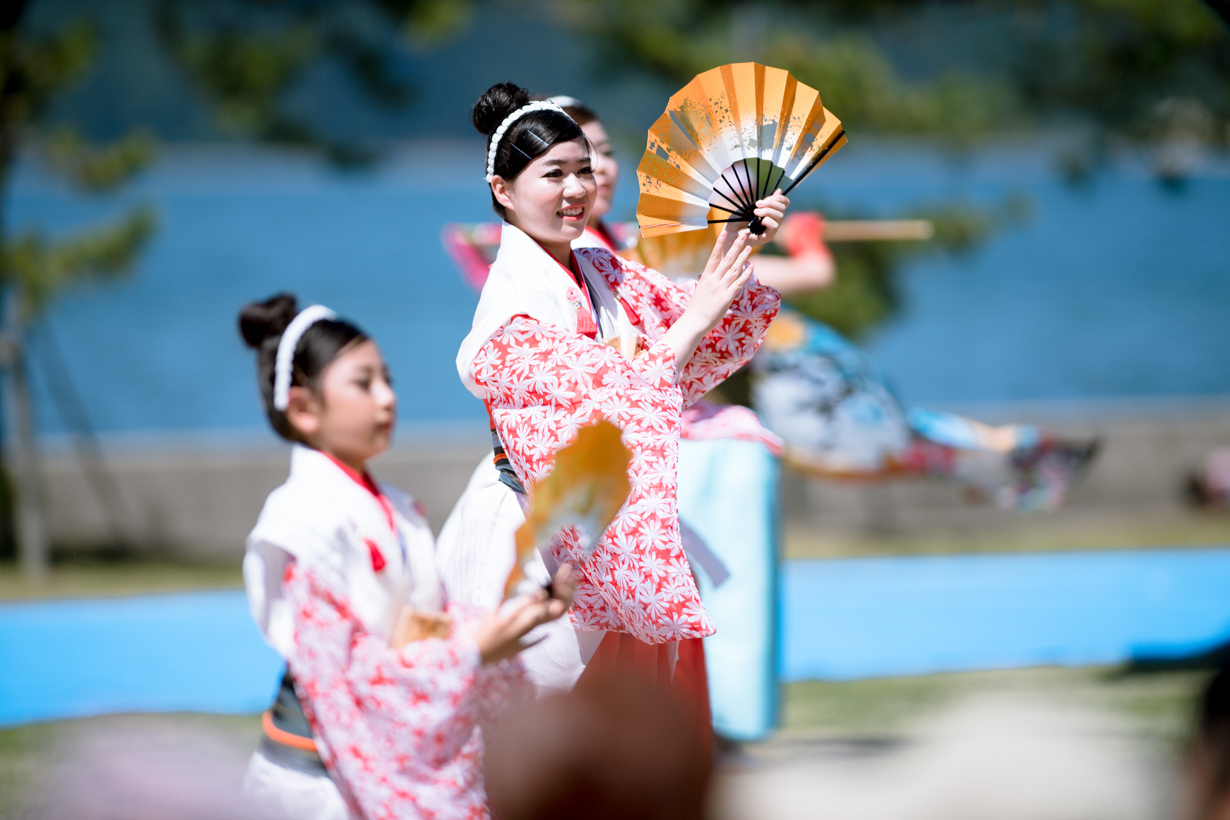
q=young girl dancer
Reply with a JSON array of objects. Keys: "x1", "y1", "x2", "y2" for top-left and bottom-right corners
[
  {"x1": 238, "y1": 293, "x2": 575, "y2": 820},
  {"x1": 437, "y1": 82, "x2": 787, "y2": 728}
]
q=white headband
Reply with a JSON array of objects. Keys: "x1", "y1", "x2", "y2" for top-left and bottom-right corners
[
  {"x1": 484, "y1": 100, "x2": 571, "y2": 183},
  {"x1": 273, "y1": 305, "x2": 337, "y2": 411}
]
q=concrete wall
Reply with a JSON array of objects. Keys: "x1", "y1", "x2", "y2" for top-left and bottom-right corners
[
  {"x1": 25, "y1": 398, "x2": 1230, "y2": 559},
  {"x1": 35, "y1": 429, "x2": 491, "y2": 559}
]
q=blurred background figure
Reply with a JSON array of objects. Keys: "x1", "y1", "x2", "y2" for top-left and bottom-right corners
[
  {"x1": 484, "y1": 673, "x2": 712, "y2": 820},
  {"x1": 1189, "y1": 449, "x2": 1230, "y2": 510}
]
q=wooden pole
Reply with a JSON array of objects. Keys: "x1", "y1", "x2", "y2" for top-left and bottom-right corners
[
  {"x1": 822, "y1": 219, "x2": 934, "y2": 242},
  {"x1": 3, "y1": 292, "x2": 48, "y2": 579}
]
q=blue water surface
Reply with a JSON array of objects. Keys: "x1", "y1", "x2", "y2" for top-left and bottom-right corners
[
  {"x1": 4, "y1": 547, "x2": 1229, "y2": 726},
  {"x1": 10, "y1": 142, "x2": 1230, "y2": 438}
]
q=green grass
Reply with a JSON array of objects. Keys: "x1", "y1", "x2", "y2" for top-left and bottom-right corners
[
  {"x1": 0, "y1": 557, "x2": 242, "y2": 602},
  {"x1": 773, "y1": 666, "x2": 1207, "y2": 750}
]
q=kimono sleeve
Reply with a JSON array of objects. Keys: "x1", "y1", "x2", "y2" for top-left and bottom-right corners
[
  {"x1": 469, "y1": 316, "x2": 714, "y2": 643},
  {"x1": 674, "y1": 274, "x2": 780, "y2": 406},
  {"x1": 608, "y1": 254, "x2": 781, "y2": 408},
  {"x1": 284, "y1": 562, "x2": 503, "y2": 820}
]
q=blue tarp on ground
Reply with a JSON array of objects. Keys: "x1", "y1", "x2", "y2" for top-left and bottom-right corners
[
  {"x1": 3, "y1": 547, "x2": 1230, "y2": 727},
  {"x1": 0, "y1": 590, "x2": 282, "y2": 726},
  {"x1": 781, "y1": 548, "x2": 1230, "y2": 681}
]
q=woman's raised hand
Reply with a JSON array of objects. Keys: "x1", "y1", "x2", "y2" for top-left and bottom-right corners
[
  {"x1": 474, "y1": 563, "x2": 577, "y2": 665},
  {"x1": 748, "y1": 189, "x2": 790, "y2": 248},
  {"x1": 689, "y1": 226, "x2": 757, "y2": 337}
]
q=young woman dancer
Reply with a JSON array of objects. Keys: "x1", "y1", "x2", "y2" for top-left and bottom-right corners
[
  {"x1": 238, "y1": 293, "x2": 575, "y2": 820},
  {"x1": 437, "y1": 83, "x2": 786, "y2": 727}
]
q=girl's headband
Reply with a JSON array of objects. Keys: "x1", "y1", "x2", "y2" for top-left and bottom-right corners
[
  {"x1": 273, "y1": 304, "x2": 337, "y2": 411},
  {"x1": 484, "y1": 100, "x2": 572, "y2": 183}
]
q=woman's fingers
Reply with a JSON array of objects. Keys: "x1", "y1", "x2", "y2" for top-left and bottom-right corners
[
  {"x1": 729, "y1": 246, "x2": 756, "y2": 291},
  {"x1": 755, "y1": 190, "x2": 790, "y2": 213},
  {"x1": 717, "y1": 231, "x2": 751, "y2": 279},
  {"x1": 701, "y1": 225, "x2": 732, "y2": 280},
  {"x1": 550, "y1": 563, "x2": 578, "y2": 606}
]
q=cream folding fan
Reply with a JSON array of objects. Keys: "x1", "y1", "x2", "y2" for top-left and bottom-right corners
[
  {"x1": 504, "y1": 419, "x2": 632, "y2": 599},
  {"x1": 636, "y1": 62, "x2": 846, "y2": 238}
]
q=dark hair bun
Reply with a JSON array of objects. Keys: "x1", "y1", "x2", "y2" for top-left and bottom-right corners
[
  {"x1": 472, "y1": 82, "x2": 531, "y2": 137},
  {"x1": 239, "y1": 292, "x2": 298, "y2": 349}
]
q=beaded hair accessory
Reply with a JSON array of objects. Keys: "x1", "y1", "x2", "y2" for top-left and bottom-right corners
[
  {"x1": 273, "y1": 304, "x2": 337, "y2": 411},
  {"x1": 484, "y1": 100, "x2": 571, "y2": 183}
]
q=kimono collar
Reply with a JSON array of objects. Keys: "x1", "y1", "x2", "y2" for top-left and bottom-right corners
[
  {"x1": 317, "y1": 450, "x2": 397, "y2": 536},
  {"x1": 457, "y1": 223, "x2": 594, "y2": 399}
]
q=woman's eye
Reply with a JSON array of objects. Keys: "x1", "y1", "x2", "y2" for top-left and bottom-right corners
[
  {"x1": 580, "y1": 166, "x2": 594, "y2": 176},
  {"x1": 545, "y1": 169, "x2": 563, "y2": 178},
  {"x1": 601, "y1": 147, "x2": 615, "y2": 158},
  {"x1": 356, "y1": 379, "x2": 372, "y2": 391}
]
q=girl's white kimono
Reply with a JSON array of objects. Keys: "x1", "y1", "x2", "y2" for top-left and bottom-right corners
[
  {"x1": 437, "y1": 223, "x2": 779, "y2": 691},
  {"x1": 243, "y1": 444, "x2": 527, "y2": 820}
]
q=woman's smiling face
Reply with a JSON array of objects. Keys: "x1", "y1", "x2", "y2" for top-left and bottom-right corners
[{"x1": 492, "y1": 137, "x2": 595, "y2": 256}]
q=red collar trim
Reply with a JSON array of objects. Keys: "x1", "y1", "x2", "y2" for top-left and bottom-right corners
[
  {"x1": 319, "y1": 450, "x2": 397, "y2": 535},
  {"x1": 528, "y1": 235, "x2": 599, "y2": 334}
]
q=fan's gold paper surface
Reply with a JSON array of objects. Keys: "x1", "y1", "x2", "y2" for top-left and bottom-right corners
[
  {"x1": 637, "y1": 62, "x2": 847, "y2": 238},
  {"x1": 504, "y1": 419, "x2": 632, "y2": 599}
]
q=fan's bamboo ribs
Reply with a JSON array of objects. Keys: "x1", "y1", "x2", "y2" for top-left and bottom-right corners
[{"x1": 823, "y1": 219, "x2": 934, "y2": 242}]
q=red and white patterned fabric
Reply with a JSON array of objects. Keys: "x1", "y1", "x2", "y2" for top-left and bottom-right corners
[
  {"x1": 460, "y1": 226, "x2": 780, "y2": 643},
  {"x1": 285, "y1": 563, "x2": 530, "y2": 820},
  {"x1": 680, "y1": 400, "x2": 784, "y2": 457},
  {"x1": 245, "y1": 446, "x2": 531, "y2": 819}
]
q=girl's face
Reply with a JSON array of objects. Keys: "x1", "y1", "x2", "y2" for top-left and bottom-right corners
[
  {"x1": 287, "y1": 339, "x2": 396, "y2": 470},
  {"x1": 580, "y1": 119, "x2": 619, "y2": 220},
  {"x1": 493, "y1": 137, "x2": 595, "y2": 255}
]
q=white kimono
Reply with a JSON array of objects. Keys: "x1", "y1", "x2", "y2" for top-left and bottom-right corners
[
  {"x1": 437, "y1": 223, "x2": 778, "y2": 681},
  {"x1": 243, "y1": 445, "x2": 527, "y2": 820}
]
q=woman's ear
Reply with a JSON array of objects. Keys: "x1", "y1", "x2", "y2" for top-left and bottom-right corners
[
  {"x1": 283, "y1": 386, "x2": 322, "y2": 441},
  {"x1": 491, "y1": 176, "x2": 515, "y2": 213}
]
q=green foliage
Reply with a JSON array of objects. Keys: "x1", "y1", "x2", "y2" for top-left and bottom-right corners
[
  {"x1": 44, "y1": 128, "x2": 156, "y2": 193},
  {"x1": 0, "y1": 12, "x2": 158, "y2": 319},
  {"x1": 4, "y1": 206, "x2": 157, "y2": 315},
  {"x1": 543, "y1": 0, "x2": 1230, "y2": 163},
  {"x1": 155, "y1": 0, "x2": 473, "y2": 164},
  {"x1": 0, "y1": 19, "x2": 98, "y2": 133},
  {"x1": 158, "y1": 15, "x2": 325, "y2": 145}
]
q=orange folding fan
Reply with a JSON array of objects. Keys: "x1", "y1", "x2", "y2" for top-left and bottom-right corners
[
  {"x1": 504, "y1": 419, "x2": 632, "y2": 599},
  {"x1": 636, "y1": 62, "x2": 846, "y2": 238}
]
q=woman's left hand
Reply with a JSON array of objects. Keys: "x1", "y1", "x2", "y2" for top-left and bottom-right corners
[{"x1": 748, "y1": 190, "x2": 790, "y2": 248}]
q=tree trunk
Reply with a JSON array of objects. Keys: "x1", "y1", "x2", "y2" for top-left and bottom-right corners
[{"x1": 3, "y1": 294, "x2": 47, "y2": 578}]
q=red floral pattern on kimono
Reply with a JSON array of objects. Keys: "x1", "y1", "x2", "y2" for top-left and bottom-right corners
[
  {"x1": 283, "y1": 562, "x2": 531, "y2": 820},
  {"x1": 471, "y1": 249, "x2": 779, "y2": 643}
]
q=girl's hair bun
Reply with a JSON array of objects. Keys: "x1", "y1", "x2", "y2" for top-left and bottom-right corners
[
  {"x1": 239, "y1": 292, "x2": 298, "y2": 349},
  {"x1": 472, "y1": 82, "x2": 531, "y2": 137}
]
